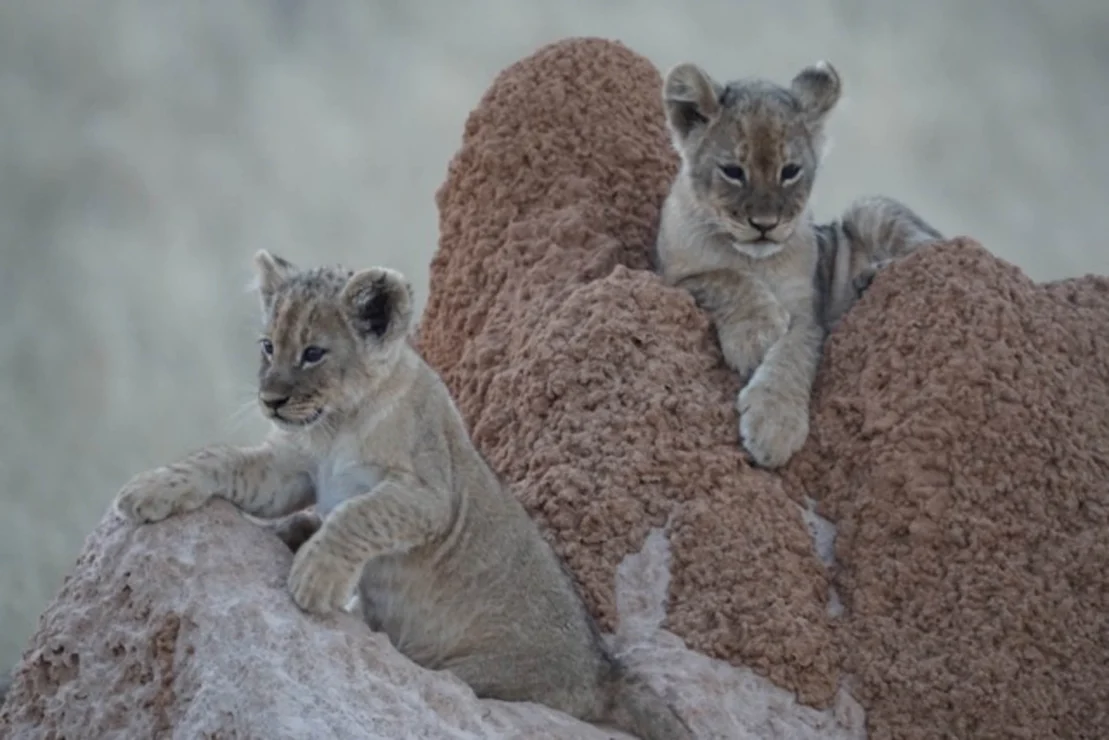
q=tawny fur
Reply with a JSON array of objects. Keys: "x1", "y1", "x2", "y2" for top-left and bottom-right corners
[
  {"x1": 653, "y1": 61, "x2": 942, "y2": 468},
  {"x1": 114, "y1": 251, "x2": 692, "y2": 740}
]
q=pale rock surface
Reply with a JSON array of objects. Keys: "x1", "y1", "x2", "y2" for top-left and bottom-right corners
[{"x1": 0, "y1": 501, "x2": 864, "y2": 739}]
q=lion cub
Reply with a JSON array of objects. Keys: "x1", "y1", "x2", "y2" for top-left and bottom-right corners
[
  {"x1": 654, "y1": 60, "x2": 942, "y2": 468},
  {"x1": 114, "y1": 252, "x2": 691, "y2": 740}
]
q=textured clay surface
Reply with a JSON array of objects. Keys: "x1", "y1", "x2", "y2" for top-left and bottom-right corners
[
  {"x1": 0, "y1": 502, "x2": 865, "y2": 739},
  {"x1": 782, "y1": 241, "x2": 1109, "y2": 738},
  {"x1": 420, "y1": 36, "x2": 1109, "y2": 738},
  {"x1": 420, "y1": 37, "x2": 841, "y2": 706}
]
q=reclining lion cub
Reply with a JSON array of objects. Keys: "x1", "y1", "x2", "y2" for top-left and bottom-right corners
[
  {"x1": 114, "y1": 251, "x2": 691, "y2": 740},
  {"x1": 654, "y1": 60, "x2": 943, "y2": 469}
]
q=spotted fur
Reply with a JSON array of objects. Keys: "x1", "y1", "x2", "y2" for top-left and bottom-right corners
[{"x1": 114, "y1": 252, "x2": 691, "y2": 740}]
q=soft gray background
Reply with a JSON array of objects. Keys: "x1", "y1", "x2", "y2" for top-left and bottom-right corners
[{"x1": 2, "y1": 0, "x2": 1107, "y2": 673}]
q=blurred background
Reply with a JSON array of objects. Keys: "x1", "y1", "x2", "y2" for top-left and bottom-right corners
[{"x1": 2, "y1": 0, "x2": 1107, "y2": 673}]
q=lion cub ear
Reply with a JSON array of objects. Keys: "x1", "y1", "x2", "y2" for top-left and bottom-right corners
[
  {"x1": 662, "y1": 63, "x2": 723, "y2": 144},
  {"x1": 340, "y1": 267, "x2": 414, "y2": 344},
  {"x1": 252, "y1": 249, "x2": 297, "y2": 311},
  {"x1": 790, "y1": 61, "x2": 841, "y2": 124}
]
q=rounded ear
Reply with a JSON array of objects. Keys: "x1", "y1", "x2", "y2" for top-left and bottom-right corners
[
  {"x1": 252, "y1": 249, "x2": 297, "y2": 311},
  {"x1": 340, "y1": 267, "x2": 414, "y2": 344},
  {"x1": 662, "y1": 63, "x2": 723, "y2": 143},
  {"x1": 790, "y1": 61, "x2": 842, "y2": 122}
]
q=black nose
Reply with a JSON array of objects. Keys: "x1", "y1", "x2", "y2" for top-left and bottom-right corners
[
  {"x1": 261, "y1": 395, "x2": 289, "y2": 411},
  {"x1": 748, "y1": 216, "x2": 779, "y2": 234}
]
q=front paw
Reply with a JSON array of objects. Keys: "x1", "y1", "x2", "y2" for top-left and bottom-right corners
[
  {"x1": 736, "y1": 378, "x2": 810, "y2": 469},
  {"x1": 852, "y1": 258, "x2": 894, "y2": 297},
  {"x1": 114, "y1": 467, "x2": 208, "y2": 524},
  {"x1": 287, "y1": 539, "x2": 358, "y2": 615}
]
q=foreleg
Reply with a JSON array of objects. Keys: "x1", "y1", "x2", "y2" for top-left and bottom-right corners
[
  {"x1": 736, "y1": 316, "x2": 825, "y2": 468},
  {"x1": 286, "y1": 473, "x2": 452, "y2": 615},
  {"x1": 115, "y1": 442, "x2": 314, "y2": 523}
]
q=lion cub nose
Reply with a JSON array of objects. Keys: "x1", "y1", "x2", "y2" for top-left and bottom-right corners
[
  {"x1": 260, "y1": 393, "x2": 290, "y2": 411},
  {"x1": 748, "y1": 216, "x2": 779, "y2": 233}
]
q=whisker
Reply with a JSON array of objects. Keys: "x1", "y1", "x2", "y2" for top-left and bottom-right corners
[{"x1": 226, "y1": 395, "x2": 260, "y2": 432}]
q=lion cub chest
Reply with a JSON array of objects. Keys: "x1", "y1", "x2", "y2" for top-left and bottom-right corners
[
  {"x1": 761, "y1": 266, "x2": 817, "y2": 317},
  {"x1": 312, "y1": 434, "x2": 384, "y2": 518},
  {"x1": 742, "y1": 236, "x2": 820, "y2": 317}
]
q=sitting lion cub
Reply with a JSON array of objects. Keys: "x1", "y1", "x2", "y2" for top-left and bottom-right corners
[
  {"x1": 114, "y1": 251, "x2": 691, "y2": 740},
  {"x1": 654, "y1": 60, "x2": 942, "y2": 468}
]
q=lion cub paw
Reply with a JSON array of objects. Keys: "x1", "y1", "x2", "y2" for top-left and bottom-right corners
[
  {"x1": 287, "y1": 539, "x2": 358, "y2": 615},
  {"x1": 736, "y1": 379, "x2": 810, "y2": 469},
  {"x1": 852, "y1": 258, "x2": 895, "y2": 297},
  {"x1": 115, "y1": 467, "x2": 209, "y2": 524}
]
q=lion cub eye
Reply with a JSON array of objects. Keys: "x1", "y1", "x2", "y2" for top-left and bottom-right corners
[
  {"x1": 718, "y1": 164, "x2": 746, "y2": 184},
  {"x1": 259, "y1": 338, "x2": 274, "y2": 356},
  {"x1": 780, "y1": 163, "x2": 802, "y2": 183},
  {"x1": 300, "y1": 346, "x2": 328, "y2": 366}
]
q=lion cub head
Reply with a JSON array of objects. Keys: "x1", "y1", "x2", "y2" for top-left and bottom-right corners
[
  {"x1": 662, "y1": 61, "x2": 841, "y2": 256},
  {"x1": 250, "y1": 250, "x2": 413, "y2": 429}
]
